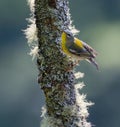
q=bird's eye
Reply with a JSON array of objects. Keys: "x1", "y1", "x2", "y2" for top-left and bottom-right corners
[{"x1": 67, "y1": 34, "x2": 71, "y2": 38}]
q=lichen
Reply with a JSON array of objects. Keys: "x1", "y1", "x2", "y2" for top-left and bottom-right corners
[
  {"x1": 24, "y1": 0, "x2": 38, "y2": 59},
  {"x1": 25, "y1": 0, "x2": 93, "y2": 127}
]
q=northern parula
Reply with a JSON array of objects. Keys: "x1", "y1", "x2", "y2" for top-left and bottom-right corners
[{"x1": 61, "y1": 31, "x2": 98, "y2": 70}]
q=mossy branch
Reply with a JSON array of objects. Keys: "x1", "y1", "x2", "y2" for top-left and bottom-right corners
[{"x1": 25, "y1": 0, "x2": 93, "y2": 127}]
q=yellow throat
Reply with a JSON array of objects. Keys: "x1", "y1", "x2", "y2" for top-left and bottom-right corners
[{"x1": 61, "y1": 32, "x2": 71, "y2": 56}]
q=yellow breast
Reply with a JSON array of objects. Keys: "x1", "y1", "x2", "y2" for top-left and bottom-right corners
[{"x1": 61, "y1": 32, "x2": 72, "y2": 56}]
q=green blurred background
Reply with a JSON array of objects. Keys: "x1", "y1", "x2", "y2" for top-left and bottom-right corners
[{"x1": 0, "y1": 0, "x2": 120, "y2": 127}]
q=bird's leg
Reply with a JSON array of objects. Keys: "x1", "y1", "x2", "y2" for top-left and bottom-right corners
[{"x1": 73, "y1": 60, "x2": 80, "y2": 66}]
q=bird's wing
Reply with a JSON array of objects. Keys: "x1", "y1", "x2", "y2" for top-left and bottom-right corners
[
  {"x1": 82, "y1": 41, "x2": 99, "y2": 70},
  {"x1": 67, "y1": 38, "x2": 99, "y2": 69},
  {"x1": 67, "y1": 38, "x2": 93, "y2": 58},
  {"x1": 82, "y1": 41, "x2": 98, "y2": 58}
]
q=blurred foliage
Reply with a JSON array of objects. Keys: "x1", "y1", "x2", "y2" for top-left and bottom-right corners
[{"x1": 0, "y1": 0, "x2": 120, "y2": 127}]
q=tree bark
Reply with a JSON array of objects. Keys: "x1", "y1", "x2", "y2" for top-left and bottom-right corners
[{"x1": 26, "y1": 0, "x2": 93, "y2": 127}]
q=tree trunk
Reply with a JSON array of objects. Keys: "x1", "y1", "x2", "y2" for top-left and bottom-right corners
[{"x1": 25, "y1": 0, "x2": 93, "y2": 127}]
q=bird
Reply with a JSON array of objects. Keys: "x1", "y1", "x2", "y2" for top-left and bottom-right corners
[{"x1": 61, "y1": 31, "x2": 98, "y2": 70}]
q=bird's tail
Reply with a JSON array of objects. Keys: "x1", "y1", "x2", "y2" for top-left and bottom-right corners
[
  {"x1": 86, "y1": 58, "x2": 99, "y2": 70},
  {"x1": 82, "y1": 41, "x2": 98, "y2": 70}
]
